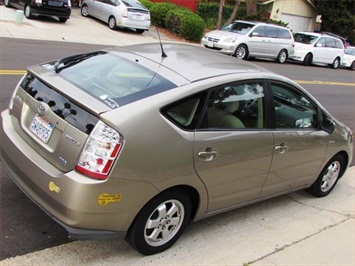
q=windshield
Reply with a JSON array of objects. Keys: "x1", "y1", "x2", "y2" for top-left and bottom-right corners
[
  {"x1": 294, "y1": 33, "x2": 318, "y2": 44},
  {"x1": 221, "y1": 22, "x2": 254, "y2": 34},
  {"x1": 121, "y1": 0, "x2": 145, "y2": 8}
]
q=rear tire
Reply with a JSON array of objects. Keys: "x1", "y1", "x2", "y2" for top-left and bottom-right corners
[
  {"x1": 126, "y1": 189, "x2": 191, "y2": 255},
  {"x1": 331, "y1": 57, "x2": 340, "y2": 69},
  {"x1": 24, "y1": 4, "x2": 33, "y2": 19},
  {"x1": 235, "y1": 45, "x2": 248, "y2": 60},
  {"x1": 303, "y1": 53, "x2": 312, "y2": 66},
  {"x1": 58, "y1": 17, "x2": 67, "y2": 23},
  {"x1": 108, "y1": 16, "x2": 116, "y2": 30},
  {"x1": 308, "y1": 155, "x2": 344, "y2": 197},
  {"x1": 81, "y1": 4, "x2": 89, "y2": 17},
  {"x1": 4, "y1": 0, "x2": 11, "y2": 7},
  {"x1": 276, "y1": 49, "x2": 288, "y2": 64}
]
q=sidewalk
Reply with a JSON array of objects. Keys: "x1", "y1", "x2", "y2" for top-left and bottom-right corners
[{"x1": 0, "y1": 5, "x2": 355, "y2": 265}]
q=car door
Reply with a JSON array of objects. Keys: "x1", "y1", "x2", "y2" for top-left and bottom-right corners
[
  {"x1": 259, "y1": 80, "x2": 328, "y2": 197},
  {"x1": 263, "y1": 26, "x2": 279, "y2": 57},
  {"x1": 312, "y1": 37, "x2": 327, "y2": 63},
  {"x1": 248, "y1": 25, "x2": 266, "y2": 57},
  {"x1": 90, "y1": 0, "x2": 104, "y2": 19},
  {"x1": 194, "y1": 81, "x2": 274, "y2": 212}
]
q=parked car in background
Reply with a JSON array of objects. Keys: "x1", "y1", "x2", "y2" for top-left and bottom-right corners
[
  {"x1": 81, "y1": 0, "x2": 150, "y2": 33},
  {"x1": 201, "y1": 20, "x2": 295, "y2": 64},
  {"x1": 0, "y1": 43, "x2": 353, "y2": 256},
  {"x1": 4, "y1": 0, "x2": 71, "y2": 22},
  {"x1": 290, "y1": 32, "x2": 345, "y2": 69},
  {"x1": 341, "y1": 46, "x2": 355, "y2": 70}
]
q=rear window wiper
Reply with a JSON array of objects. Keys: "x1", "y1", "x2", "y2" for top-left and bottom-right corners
[{"x1": 54, "y1": 51, "x2": 107, "y2": 73}]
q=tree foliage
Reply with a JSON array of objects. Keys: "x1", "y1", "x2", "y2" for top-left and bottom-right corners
[{"x1": 315, "y1": 0, "x2": 355, "y2": 44}]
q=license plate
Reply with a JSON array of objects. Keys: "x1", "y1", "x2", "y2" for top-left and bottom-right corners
[
  {"x1": 207, "y1": 41, "x2": 214, "y2": 48},
  {"x1": 133, "y1": 14, "x2": 144, "y2": 21},
  {"x1": 29, "y1": 115, "x2": 54, "y2": 143}
]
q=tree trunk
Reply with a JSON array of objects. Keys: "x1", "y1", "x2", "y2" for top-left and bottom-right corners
[
  {"x1": 217, "y1": 0, "x2": 225, "y2": 29},
  {"x1": 246, "y1": 0, "x2": 257, "y2": 17},
  {"x1": 225, "y1": 0, "x2": 242, "y2": 25}
]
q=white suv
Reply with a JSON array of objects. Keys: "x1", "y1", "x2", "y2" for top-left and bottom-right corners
[
  {"x1": 290, "y1": 32, "x2": 345, "y2": 69},
  {"x1": 201, "y1": 20, "x2": 294, "y2": 64}
]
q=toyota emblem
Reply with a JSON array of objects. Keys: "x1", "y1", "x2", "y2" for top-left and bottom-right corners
[{"x1": 37, "y1": 103, "x2": 46, "y2": 116}]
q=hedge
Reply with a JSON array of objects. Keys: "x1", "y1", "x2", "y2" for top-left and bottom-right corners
[{"x1": 149, "y1": 2, "x2": 182, "y2": 27}]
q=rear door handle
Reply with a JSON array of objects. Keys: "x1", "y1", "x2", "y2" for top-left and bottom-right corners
[
  {"x1": 198, "y1": 150, "x2": 218, "y2": 161},
  {"x1": 275, "y1": 143, "x2": 289, "y2": 154}
]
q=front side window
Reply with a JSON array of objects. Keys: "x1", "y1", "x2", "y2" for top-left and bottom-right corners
[
  {"x1": 316, "y1": 37, "x2": 326, "y2": 47},
  {"x1": 252, "y1": 26, "x2": 265, "y2": 37},
  {"x1": 204, "y1": 82, "x2": 265, "y2": 129},
  {"x1": 271, "y1": 82, "x2": 317, "y2": 129}
]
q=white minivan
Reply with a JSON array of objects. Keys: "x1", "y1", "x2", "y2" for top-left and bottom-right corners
[
  {"x1": 201, "y1": 20, "x2": 294, "y2": 64},
  {"x1": 290, "y1": 32, "x2": 345, "y2": 69}
]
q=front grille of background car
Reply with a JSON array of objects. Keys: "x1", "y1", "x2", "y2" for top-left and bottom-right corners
[{"x1": 207, "y1": 37, "x2": 220, "y2": 42}]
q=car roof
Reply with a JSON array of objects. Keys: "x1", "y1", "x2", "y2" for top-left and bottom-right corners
[{"x1": 111, "y1": 43, "x2": 271, "y2": 83}]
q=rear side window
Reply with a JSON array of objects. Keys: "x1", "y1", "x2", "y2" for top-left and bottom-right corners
[
  {"x1": 335, "y1": 39, "x2": 344, "y2": 49},
  {"x1": 265, "y1": 26, "x2": 278, "y2": 38},
  {"x1": 277, "y1": 28, "x2": 291, "y2": 39},
  {"x1": 325, "y1": 38, "x2": 336, "y2": 48}
]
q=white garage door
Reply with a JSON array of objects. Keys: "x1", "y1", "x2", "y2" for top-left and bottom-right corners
[{"x1": 281, "y1": 13, "x2": 312, "y2": 33}]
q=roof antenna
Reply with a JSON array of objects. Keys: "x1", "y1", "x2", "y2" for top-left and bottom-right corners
[{"x1": 157, "y1": 27, "x2": 167, "y2": 58}]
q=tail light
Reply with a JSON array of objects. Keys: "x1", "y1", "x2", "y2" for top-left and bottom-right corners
[
  {"x1": 122, "y1": 9, "x2": 128, "y2": 18},
  {"x1": 35, "y1": 0, "x2": 42, "y2": 4},
  {"x1": 76, "y1": 121, "x2": 123, "y2": 180}
]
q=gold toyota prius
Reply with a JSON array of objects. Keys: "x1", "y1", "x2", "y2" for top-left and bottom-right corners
[{"x1": 0, "y1": 43, "x2": 353, "y2": 255}]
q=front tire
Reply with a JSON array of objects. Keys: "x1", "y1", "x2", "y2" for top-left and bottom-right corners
[
  {"x1": 308, "y1": 155, "x2": 344, "y2": 197},
  {"x1": 276, "y1": 49, "x2": 288, "y2": 63},
  {"x1": 24, "y1": 4, "x2": 33, "y2": 19},
  {"x1": 303, "y1": 53, "x2": 312, "y2": 66},
  {"x1": 349, "y1": 61, "x2": 355, "y2": 71},
  {"x1": 58, "y1": 17, "x2": 67, "y2": 23},
  {"x1": 235, "y1": 45, "x2": 248, "y2": 60},
  {"x1": 126, "y1": 189, "x2": 191, "y2": 255},
  {"x1": 108, "y1": 16, "x2": 116, "y2": 30},
  {"x1": 331, "y1": 57, "x2": 340, "y2": 69},
  {"x1": 136, "y1": 29, "x2": 145, "y2": 34}
]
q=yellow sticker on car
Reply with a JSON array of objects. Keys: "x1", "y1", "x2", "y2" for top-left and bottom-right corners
[
  {"x1": 98, "y1": 193, "x2": 122, "y2": 206},
  {"x1": 48, "y1": 181, "x2": 61, "y2": 193}
]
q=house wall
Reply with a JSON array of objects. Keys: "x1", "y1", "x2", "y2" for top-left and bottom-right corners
[{"x1": 150, "y1": 0, "x2": 198, "y2": 12}]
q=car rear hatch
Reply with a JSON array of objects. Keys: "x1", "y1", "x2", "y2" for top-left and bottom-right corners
[{"x1": 122, "y1": 0, "x2": 149, "y2": 22}]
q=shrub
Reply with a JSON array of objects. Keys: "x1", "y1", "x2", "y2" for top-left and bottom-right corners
[
  {"x1": 139, "y1": 0, "x2": 154, "y2": 10},
  {"x1": 165, "y1": 9, "x2": 205, "y2": 42},
  {"x1": 149, "y1": 2, "x2": 182, "y2": 27}
]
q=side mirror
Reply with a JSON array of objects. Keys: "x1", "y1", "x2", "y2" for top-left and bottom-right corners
[
  {"x1": 316, "y1": 43, "x2": 323, "y2": 47},
  {"x1": 251, "y1": 32, "x2": 259, "y2": 37},
  {"x1": 321, "y1": 117, "x2": 335, "y2": 134}
]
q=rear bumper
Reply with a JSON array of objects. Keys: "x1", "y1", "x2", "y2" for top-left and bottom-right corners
[{"x1": 0, "y1": 110, "x2": 159, "y2": 238}]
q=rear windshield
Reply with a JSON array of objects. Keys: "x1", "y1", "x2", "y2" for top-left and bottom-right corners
[
  {"x1": 294, "y1": 33, "x2": 318, "y2": 44},
  {"x1": 121, "y1": 0, "x2": 146, "y2": 9},
  {"x1": 222, "y1": 22, "x2": 254, "y2": 34},
  {"x1": 57, "y1": 52, "x2": 177, "y2": 108}
]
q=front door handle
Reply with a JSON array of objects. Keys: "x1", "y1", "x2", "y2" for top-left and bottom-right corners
[
  {"x1": 198, "y1": 148, "x2": 218, "y2": 161},
  {"x1": 275, "y1": 143, "x2": 289, "y2": 154}
]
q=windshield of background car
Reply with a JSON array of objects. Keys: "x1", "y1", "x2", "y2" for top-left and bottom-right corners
[
  {"x1": 294, "y1": 33, "x2": 318, "y2": 44},
  {"x1": 345, "y1": 48, "x2": 355, "y2": 56},
  {"x1": 221, "y1": 22, "x2": 254, "y2": 34},
  {"x1": 121, "y1": 0, "x2": 146, "y2": 8},
  {"x1": 58, "y1": 52, "x2": 177, "y2": 108}
]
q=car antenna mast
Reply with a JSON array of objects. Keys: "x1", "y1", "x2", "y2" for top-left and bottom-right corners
[{"x1": 157, "y1": 28, "x2": 167, "y2": 58}]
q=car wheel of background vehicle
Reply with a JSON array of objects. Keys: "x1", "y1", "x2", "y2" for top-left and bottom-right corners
[
  {"x1": 108, "y1": 16, "x2": 116, "y2": 30},
  {"x1": 126, "y1": 189, "x2": 192, "y2": 255},
  {"x1": 58, "y1": 18, "x2": 67, "y2": 23},
  {"x1": 331, "y1": 57, "x2": 340, "y2": 69},
  {"x1": 303, "y1": 53, "x2": 312, "y2": 66},
  {"x1": 4, "y1": 0, "x2": 11, "y2": 7},
  {"x1": 349, "y1": 61, "x2": 355, "y2": 70},
  {"x1": 235, "y1": 45, "x2": 248, "y2": 60},
  {"x1": 136, "y1": 29, "x2": 145, "y2": 34},
  {"x1": 276, "y1": 49, "x2": 288, "y2": 64},
  {"x1": 308, "y1": 154, "x2": 344, "y2": 197},
  {"x1": 24, "y1": 4, "x2": 33, "y2": 19},
  {"x1": 81, "y1": 4, "x2": 89, "y2": 17}
]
